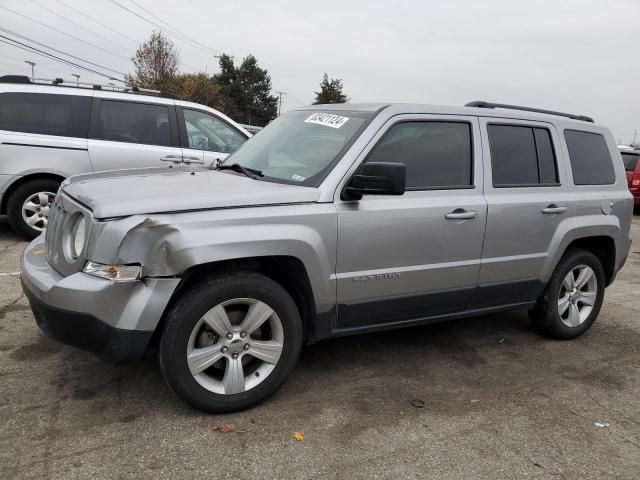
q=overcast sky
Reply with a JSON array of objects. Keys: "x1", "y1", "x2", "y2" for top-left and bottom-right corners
[{"x1": 0, "y1": 0, "x2": 638, "y2": 143}]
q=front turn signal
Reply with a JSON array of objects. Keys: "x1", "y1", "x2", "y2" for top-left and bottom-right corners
[{"x1": 83, "y1": 261, "x2": 141, "y2": 282}]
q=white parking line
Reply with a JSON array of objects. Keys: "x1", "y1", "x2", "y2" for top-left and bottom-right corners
[{"x1": 0, "y1": 272, "x2": 21, "y2": 277}]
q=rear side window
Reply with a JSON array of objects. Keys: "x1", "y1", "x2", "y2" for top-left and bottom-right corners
[
  {"x1": 488, "y1": 124, "x2": 559, "y2": 187},
  {"x1": 621, "y1": 153, "x2": 639, "y2": 172},
  {"x1": 0, "y1": 92, "x2": 91, "y2": 138},
  {"x1": 97, "y1": 100, "x2": 171, "y2": 146},
  {"x1": 564, "y1": 130, "x2": 615, "y2": 185},
  {"x1": 366, "y1": 121, "x2": 473, "y2": 190}
]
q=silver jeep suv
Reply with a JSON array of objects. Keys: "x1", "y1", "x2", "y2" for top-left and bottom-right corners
[
  {"x1": 0, "y1": 75, "x2": 250, "y2": 238},
  {"x1": 21, "y1": 102, "x2": 633, "y2": 413}
]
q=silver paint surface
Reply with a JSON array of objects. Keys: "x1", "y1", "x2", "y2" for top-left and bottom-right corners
[{"x1": 20, "y1": 103, "x2": 633, "y2": 338}]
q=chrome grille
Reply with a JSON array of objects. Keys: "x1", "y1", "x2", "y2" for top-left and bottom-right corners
[{"x1": 45, "y1": 194, "x2": 64, "y2": 262}]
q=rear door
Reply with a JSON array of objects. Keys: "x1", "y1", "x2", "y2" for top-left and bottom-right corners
[
  {"x1": 335, "y1": 115, "x2": 486, "y2": 330},
  {"x1": 88, "y1": 98, "x2": 182, "y2": 172},
  {"x1": 473, "y1": 118, "x2": 571, "y2": 308},
  {"x1": 176, "y1": 107, "x2": 249, "y2": 166}
]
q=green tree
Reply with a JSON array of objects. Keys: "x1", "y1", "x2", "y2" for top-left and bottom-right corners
[
  {"x1": 313, "y1": 73, "x2": 348, "y2": 104},
  {"x1": 212, "y1": 54, "x2": 277, "y2": 126},
  {"x1": 127, "y1": 31, "x2": 179, "y2": 92}
]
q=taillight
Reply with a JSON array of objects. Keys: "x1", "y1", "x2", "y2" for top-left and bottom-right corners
[{"x1": 633, "y1": 172, "x2": 640, "y2": 187}]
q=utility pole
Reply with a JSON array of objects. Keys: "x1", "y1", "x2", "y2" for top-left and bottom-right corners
[
  {"x1": 24, "y1": 61, "x2": 35, "y2": 81},
  {"x1": 71, "y1": 74, "x2": 80, "y2": 86},
  {"x1": 275, "y1": 91, "x2": 286, "y2": 116},
  {"x1": 214, "y1": 54, "x2": 233, "y2": 65}
]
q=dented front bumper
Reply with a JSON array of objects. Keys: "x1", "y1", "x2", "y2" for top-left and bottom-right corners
[{"x1": 21, "y1": 236, "x2": 180, "y2": 363}]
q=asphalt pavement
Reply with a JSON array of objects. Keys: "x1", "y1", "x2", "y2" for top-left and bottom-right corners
[{"x1": 1, "y1": 216, "x2": 639, "y2": 479}]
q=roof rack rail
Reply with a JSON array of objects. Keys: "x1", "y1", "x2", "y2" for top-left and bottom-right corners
[
  {"x1": 465, "y1": 100, "x2": 594, "y2": 123},
  {"x1": 0, "y1": 75, "x2": 178, "y2": 99},
  {"x1": 0, "y1": 75, "x2": 31, "y2": 84}
]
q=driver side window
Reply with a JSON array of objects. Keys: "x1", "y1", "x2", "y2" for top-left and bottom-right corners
[{"x1": 182, "y1": 109, "x2": 247, "y2": 153}]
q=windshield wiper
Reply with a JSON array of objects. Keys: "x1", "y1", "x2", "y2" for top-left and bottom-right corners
[{"x1": 215, "y1": 163, "x2": 264, "y2": 179}]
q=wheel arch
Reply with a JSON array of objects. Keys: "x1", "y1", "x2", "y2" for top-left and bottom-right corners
[
  {"x1": 150, "y1": 255, "x2": 320, "y2": 350},
  {"x1": 542, "y1": 212, "x2": 624, "y2": 288},
  {"x1": 1, "y1": 173, "x2": 65, "y2": 214},
  {"x1": 562, "y1": 236, "x2": 616, "y2": 286}
]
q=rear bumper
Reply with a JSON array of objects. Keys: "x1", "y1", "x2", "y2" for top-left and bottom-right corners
[{"x1": 20, "y1": 236, "x2": 180, "y2": 363}]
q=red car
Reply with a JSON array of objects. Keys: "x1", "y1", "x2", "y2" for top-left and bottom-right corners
[{"x1": 621, "y1": 149, "x2": 640, "y2": 212}]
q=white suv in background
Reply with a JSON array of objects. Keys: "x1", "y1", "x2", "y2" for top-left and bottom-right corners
[{"x1": 0, "y1": 75, "x2": 251, "y2": 238}]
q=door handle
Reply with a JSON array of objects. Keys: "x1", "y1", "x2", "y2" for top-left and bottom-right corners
[
  {"x1": 445, "y1": 209, "x2": 479, "y2": 220},
  {"x1": 182, "y1": 156, "x2": 204, "y2": 165},
  {"x1": 542, "y1": 204, "x2": 567, "y2": 215},
  {"x1": 161, "y1": 155, "x2": 182, "y2": 164}
]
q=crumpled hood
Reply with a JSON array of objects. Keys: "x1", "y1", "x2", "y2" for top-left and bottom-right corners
[{"x1": 62, "y1": 167, "x2": 321, "y2": 219}]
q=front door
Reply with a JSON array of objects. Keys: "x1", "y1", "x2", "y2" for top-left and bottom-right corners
[
  {"x1": 88, "y1": 98, "x2": 182, "y2": 172},
  {"x1": 335, "y1": 115, "x2": 487, "y2": 330}
]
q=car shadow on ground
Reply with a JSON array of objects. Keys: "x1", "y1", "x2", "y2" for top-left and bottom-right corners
[{"x1": 46, "y1": 307, "x2": 551, "y2": 416}]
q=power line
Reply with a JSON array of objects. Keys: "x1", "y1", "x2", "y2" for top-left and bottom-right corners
[
  {"x1": 53, "y1": 0, "x2": 140, "y2": 45},
  {"x1": 107, "y1": 0, "x2": 222, "y2": 57},
  {"x1": 0, "y1": 4, "x2": 130, "y2": 61},
  {"x1": 0, "y1": 37, "x2": 122, "y2": 81},
  {"x1": 0, "y1": 26, "x2": 127, "y2": 77},
  {"x1": 30, "y1": 0, "x2": 131, "y2": 53},
  {"x1": 126, "y1": 0, "x2": 221, "y2": 55},
  {"x1": 0, "y1": 51, "x2": 79, "y2": 79},
  {"x1": 0, "y1": 36, "x2": 125, "y2": 82},
  {"x1": 0, "y1": 50, "x2": 32, "y2": 65}
]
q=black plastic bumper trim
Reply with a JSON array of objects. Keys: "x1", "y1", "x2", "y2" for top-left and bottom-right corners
[{"x1": 22, "y1": 280, "x2": 153, "y2": 364}]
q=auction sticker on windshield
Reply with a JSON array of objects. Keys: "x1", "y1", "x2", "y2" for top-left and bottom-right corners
[{"x1": 304, "y1": 113, "x2": 350, "y2": 129}]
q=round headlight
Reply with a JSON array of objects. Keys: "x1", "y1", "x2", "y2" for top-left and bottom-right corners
[{"x1": 72, "y1": 216, "x2": 86, "y2": 258}]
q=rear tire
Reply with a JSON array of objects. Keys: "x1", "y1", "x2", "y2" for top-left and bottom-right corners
[
  {"x1": 159, "y1": 272, "x2": 303, "y2": 413},
  {"x1": 6, "y1": 178, "x2": 60, "y2": 239},
  {"x1": 529, "y1": 249, "x2": 605, "y2": 339}
]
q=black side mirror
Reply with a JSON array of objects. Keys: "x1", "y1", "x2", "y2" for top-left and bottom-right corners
[{"x1": 344, "y1": 162, "x2": 406, "y2": 200}]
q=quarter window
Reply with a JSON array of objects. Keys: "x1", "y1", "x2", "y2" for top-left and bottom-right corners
[
  {"x1": 564, "y1": 130, "x2": 615, "y2": 185},
  {"x1": 182, "y1": 109, "x2": 247, "y2": 153},
  {"x1": 366, "y1": 121, "x2": 473, "y2": 190},
  {"x1": 0, "y1": 92, "x2": 91, "y2": 138},
  {"x1": 97, "y1": 100, "x2": 171, "y2": 146},
  {"x1": 488, "y1": 124, "x2": 559, "y2": 187}
]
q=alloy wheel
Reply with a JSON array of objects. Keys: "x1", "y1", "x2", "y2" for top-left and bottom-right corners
[
  {"x1": 557, "y1": 264, "x2": 597, "y2": 328},
  {"x1": 186, "y1": 298, "x2": 284, "y2": 395}
]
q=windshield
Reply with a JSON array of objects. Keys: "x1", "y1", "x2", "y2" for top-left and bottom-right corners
[{"x1": 220, "y1": 109, "x2": 372, "y2": 186}]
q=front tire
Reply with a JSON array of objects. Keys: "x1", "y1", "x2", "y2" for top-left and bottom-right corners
[
  {"x1": 530, "y1": 249, "x2": 605, "y2": 339},
  {"x1": 7, "y1": 178, "x2": 60, "y2": 239},
  {"x1": 159, "y1": 272, "x2": 303, "y2": 413}
]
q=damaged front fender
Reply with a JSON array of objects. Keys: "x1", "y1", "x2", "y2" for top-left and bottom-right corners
[{"x1": 84, "y1": 204, "x2": 338, "y2": 314}]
